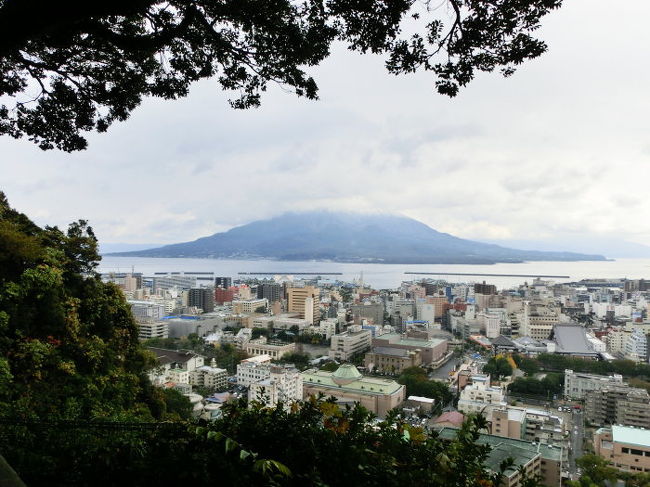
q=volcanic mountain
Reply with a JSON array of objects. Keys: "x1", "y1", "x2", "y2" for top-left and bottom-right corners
[{"x1": 108, "y1": 211, "x2": 607, "y2": 264}]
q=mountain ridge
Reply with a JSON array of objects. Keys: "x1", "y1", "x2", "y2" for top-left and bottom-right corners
[{"x1": 108, "y1": 211, "x2": 607, "y2": 264}]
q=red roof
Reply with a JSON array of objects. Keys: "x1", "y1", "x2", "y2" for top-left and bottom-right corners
[{"x1": 433, "y1": 411, "x2": 465, "y2": 426}]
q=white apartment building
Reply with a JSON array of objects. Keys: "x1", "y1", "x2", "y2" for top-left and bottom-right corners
[
  {"x1": 625, "y1": 330, "x2": 647, "y2": 362},
  {"x1": 190, "y1": 365, "x2": 228, "y2": 390},
  {"x1": 129, "y1": 300, "x2": 166, "y2": 322},
  {"x1": 138, "y1": 321, "x2": 169, "y2": 340},
  {"x1": 478, "y1": 310, "x2": 502, "y2": 339},
  {"x1": 248, "y1": 365, "x2": 303, "y2": 407},
  {"x1": 317, "y1": 318, "x2": 338, "y2": 339},
  {"x1": 328, "y1": 325, "x2": 372, "y2": 361},
  {"x1": 148, "y1": 347, "x2": 205, "y2": 386},
  {"x1": 236, "y1": 355, "x2": 273, "y2": 386},
  {"x1": 607, "y1": 328, "x2": 631, "y2": 355},
  {"x1": 457, "y1": 377, "x2": 507, "y2": 421},
  {"x1": 517, "y1": 302, "x2": 564, "y2": 340},
  {"x1": 564, "y1": 369, "x2": 625, "y2": 400},
  {"x1": 586, "y1": 333, "x2": 607, "y2": 353}
]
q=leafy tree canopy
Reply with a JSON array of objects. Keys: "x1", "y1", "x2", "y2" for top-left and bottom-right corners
[
  {"x1": 398, "y1": 366, "x2": 452, "y2": 404},
  {"x1": 0, "y1": 0, "x2": 562, "y2": 151},
  {"x1": 483, "y1": 356, "x2": 513, "y2": 381},
  {"x1": 1, "y1": 397, "x2": 526, "y2": 487},
  {"x1": 0, "y1": 192, "x2": 163, "y2": 420}
]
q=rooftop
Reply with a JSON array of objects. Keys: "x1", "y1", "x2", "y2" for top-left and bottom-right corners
[
  {"x1": 554, "y1": 324, "x2": 599, "y2": 356},
  {"x1": 371, "y1": 346, "x2": 413, "y2": 357},
  {"x1": 377, "y1": 333, "x2": 446, "y2": 348},
  {"x1": 147, "y1": 347, "x2": 200, "y2": 365},
  {"x1": 437, "y1": 428, "x2": 562, "y2": 472},
  {"x1": 302, "y1": 368, "x2": 403, "y2": 395},
  {"x1": 612, "y1": 425, "x2": 650, "y2": 449}
]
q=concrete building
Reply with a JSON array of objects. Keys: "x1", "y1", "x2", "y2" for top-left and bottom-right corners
[
  {"x1": 371, "y1": 333, "x2": 448, "y2": 364},
  {"x1": 437, "y1": 428, "x2": 562, "y2": 487},
  {"x1": 245, "y1": 337, "x2": 295, "y2": 360},
  {"x1": 457, "y1": 376, "x2": 507, "y2": 421},
  {"x1": 594, "y1": 425, "x2": 650, "y2": 473},
  {"x1": 492, "y1": 407, "x2": 568, "y2": 462},
  {"x1": 147, "y1": 347, "x2": 205, "y2": 386},
  {"x1": 606, "y1": 327, "x2": 632, "y2": 355},
  {"x1": 625, "y1": 330, "x2": 647, "y2": 362},
  {"x1": 351, "y1": 303, "x2": 384, "y2": 325},
  {"x1": 152, "y1": 274, "x2": 196, "y2": 291},
  {"x1": 236, "y1": 355, "x2": 273, "y2": 387},
  {"x1": 253, "y1": 314, "x2": 311, "y2": 332},
  {"x1": 364, "y1": 347, "x2": 422, "y2": 374},
  {"x1": 248, "y1": 364, "x2": 303, "y2": 408},
  {"x1": 329, "y1": 326, "x2": 372, "y2": 361},
  {"x1": 302, "y1": 364, "x2": 406, "y2": 417},
  {"x1": 317, "y1": 318, "x2": 338, "y2": 339},
  {"x1": 215, "y1": 286, "x2": 236, "y2": 304},
  {"x1": 287, "y1": 285, "x2": 320, "y2": 324},
  {"x1": 232, "y1": 298, "x2": 268, "y2": 314},
  {"x1": 190, "y1": 365, "x2": 228, "y2": 390},
  {"x1": 138, "y1": 321, "x2": 169, "y2": 339},
  {"x1": 563, "y1": 369, "x2": 625, "y2": 400},
  {"x1": 215, "y1": 276, "x2": 232, "y2": 289},
  {"x1": 518, "y1": 303, "x2": 562, "y2": 340},
  {"x1": 585, "y1": 385, "x2": 650, "y2": 428},
  {"x1": 188, "y1": 287, "x2": 215, "y2": 313},
  {"x1": 257, "y1": 282, "x2": 283, "y2": 303},
  {"x1": 129, "y1": 300, "x2": 166, "y2": 322}
]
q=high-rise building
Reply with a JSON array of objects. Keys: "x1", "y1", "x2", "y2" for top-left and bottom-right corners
[
  {"x1": 257, "y1": 282, "x2": 283, "y2": 303},
  {"x1": 474, "y1": 281, "x2": 497, "y2": 295},
  {"x1": 215, "y1": 277, "x2": 232, "y2": 289},
  {"x1": 351, "y1": 303, "x2": 384, "y2": 325},
  {"x1": 188, "y1": 288, "x2": 215, "y2": 313},
  {"x1": 287, "y1": 285, "x2": 319, "y2": 324},
  {"x1": 215, "y1": 286, "x2": 236, "y2": 305}
]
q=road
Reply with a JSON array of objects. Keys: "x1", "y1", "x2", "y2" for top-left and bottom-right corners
[
  {"x1": 429, "y1": 356, "x2": 459, "y2": 381},
  {"x1": 568, "y1": 409, "x2": 584, "y2": 476}
]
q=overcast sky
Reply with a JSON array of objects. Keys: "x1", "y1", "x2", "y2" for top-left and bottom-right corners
[{"x1": 2, "y1": 0, "x2": 649, "y2": 250}]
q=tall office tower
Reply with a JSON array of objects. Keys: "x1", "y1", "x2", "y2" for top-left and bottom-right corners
[
  {"x1": 257, "y1": 283, "x2": 283, "y2": 303},
  {"x1": 287, "y1": 285, "x2": 319, "y2": 324},
  {"x1": 188, "y1": 287, "x2": 215, "y2": 313},
  {"x1": 215, "y1": 277, "x2": 232, "y2": 289}
]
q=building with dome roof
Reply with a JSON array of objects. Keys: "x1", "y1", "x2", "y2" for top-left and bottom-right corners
[{"x1": 301, "y1": 364, "x2": 406, "y2": 417}]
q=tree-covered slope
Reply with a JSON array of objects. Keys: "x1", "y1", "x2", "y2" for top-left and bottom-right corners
[
  {"x1": 0, "y1": 192, "x2": 164, "y2": 420},
  {"x1": 111, "y1": 211, "x2": 606, "y2": 264}
]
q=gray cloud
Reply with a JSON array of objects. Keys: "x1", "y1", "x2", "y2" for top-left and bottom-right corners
[{"x1": 2, "y1": 0, "x2": 650, "y2": 249}]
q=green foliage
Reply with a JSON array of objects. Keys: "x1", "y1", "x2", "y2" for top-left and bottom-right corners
[
  {"x1": 251, "y1": 327, "x2": 270, "y2": 339},
  {"x1": 0, "y1": 398, "x2": 513, "y2": 486},
  {"x1": 508, "y1": 373, "x2": 564, "y2": 398},
  {"x1": 0, "y1": 193, "x2": 162, "y2": 420},
  {"x1": 293, "y1": 332, "x2": 329, "y2": 346},
  {"x1": 398, "y1": 367, "x2": 452, "y2": 405},
  {"x1": 525, "y1": 353, "x2": 650, "y2": 379},
  {"x1": 319, "y1": 362, "x2": 339, "y2": 372},
  {"x1": 517, "y1": 356, "x2": 540, "y2": 376},
  {"x1": 0, "y1": 1, "x2": 563, "y2": 151},
  {"x1": 254, "y1": 306, "x2": 267, "y2": 314},
  {"x1": 483, "y1": 357, "x2": 513, "y2": 380},
  {"x1": 161, "y1": 388, "x2": 193, "y2": 421},
  {"x1": 274, "y1": 352, "x2": 311, "y2": 371}
]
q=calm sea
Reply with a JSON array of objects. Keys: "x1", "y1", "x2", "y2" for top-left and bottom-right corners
[{"x1": 99, "y1": 256, "x2": 650, "y2": 290}]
